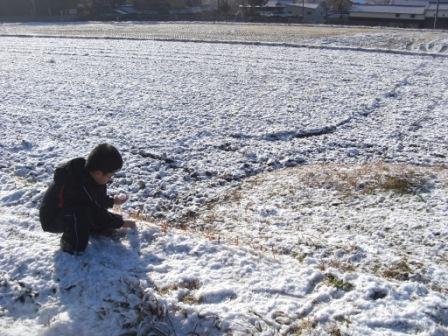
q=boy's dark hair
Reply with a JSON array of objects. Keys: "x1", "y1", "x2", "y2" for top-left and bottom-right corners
[{"x1": 85, "y1": 143, "x2": 123, "y2": 173}]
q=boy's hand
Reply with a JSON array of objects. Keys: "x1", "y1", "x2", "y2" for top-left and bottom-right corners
[
  {"x1": 122, "y1": 219, "x2": 137, "y2": 230},
  {"x1": 114, "y1": 194, "x2": 128, "y2": 206}
]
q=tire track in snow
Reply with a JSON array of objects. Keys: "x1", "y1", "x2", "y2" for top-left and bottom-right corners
[{"x1": 228, "y1": 60, "x2": 429, "y2": 143}]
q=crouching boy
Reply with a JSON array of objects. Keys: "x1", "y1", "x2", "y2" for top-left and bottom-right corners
[{"x1": 39, "y1": 143, "x2": 136, "y2": 255}]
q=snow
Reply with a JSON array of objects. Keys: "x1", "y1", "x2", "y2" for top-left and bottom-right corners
[
  {"x1": 1, "y1": 22, "x2": 448, "y2": 56},
  {"x1": 0, "y1": 23, "x2": 447, "y2": 335}
]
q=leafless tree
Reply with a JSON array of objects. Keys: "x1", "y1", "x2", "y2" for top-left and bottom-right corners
[{"x1": 327, "y1": 0, "x2": 352, "y2": 13}]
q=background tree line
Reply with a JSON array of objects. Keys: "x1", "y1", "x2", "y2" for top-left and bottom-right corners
[{"x1": 0, "y1": 0, "x2": 126, "y2": 17}]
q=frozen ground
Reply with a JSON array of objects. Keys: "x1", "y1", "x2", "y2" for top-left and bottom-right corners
[
  {"x1": 0, "y1": 24, "x2": 447, "y2": 335},
  {"x1": 1, "y1": 22, "x2": 448, "y2": 55}
]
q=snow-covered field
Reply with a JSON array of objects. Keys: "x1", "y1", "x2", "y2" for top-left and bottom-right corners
[
  {"x1": 1, "y1": 22, "x2": 448, "y2": 55},
  {"x1": 0, "y1": 23, "x2": 447, "y2": 335}
]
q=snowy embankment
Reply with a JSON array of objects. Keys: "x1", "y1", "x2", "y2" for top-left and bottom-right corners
[{"x1": 0, "y1": 32, "x2": 447, "y2": 335}]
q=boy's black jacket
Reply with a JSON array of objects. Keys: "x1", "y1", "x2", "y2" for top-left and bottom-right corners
[{"x1": 39, "y1": 158, "x2": 119, "y2": 227}]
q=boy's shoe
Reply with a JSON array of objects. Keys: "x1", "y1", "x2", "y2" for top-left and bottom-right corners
[{"x1": 60, "y1": 238, "x2": 83, "y2": 256}]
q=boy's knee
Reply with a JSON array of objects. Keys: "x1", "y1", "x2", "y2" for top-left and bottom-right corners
[
  {"x1": 41, "y1": 221, "x2": 63, "y2": 233},
  {"x1": 41, "y1": 212, "x2": 67, "y2": 233}
]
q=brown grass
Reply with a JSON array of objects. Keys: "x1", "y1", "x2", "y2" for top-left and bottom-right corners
[
  {"x1": 300, "y1": 162, "x2": 428, "y2": 195},
  {"x1": 179, "y1": 293, "x2": 201, "y2": 305},
  {"x1": 1, "y1": 23, "x2": 374, "y2": 43},
  {"x1": 383, "y1": 259, "x2": 412, "y2": 281},
  {"x1": 328, "y1": 323, "x2": 343, "y2": 336},
  {"x1": 285, "y1": 318, "x2": 318, "y2": 335},
  {"x1": 157, "y1": 278, "x2": 201, "y2": 295},
  {"x1": 113, "y1": 162, "x2": 446, "y2": 268},
  {"x1": 328, "y1": 259, "x2": 356, "y2": 272}
]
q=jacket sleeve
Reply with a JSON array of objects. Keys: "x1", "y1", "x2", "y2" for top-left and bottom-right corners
[
  {"x1": 107, "y1": 211, "x2": 124, "y2": 229},
  {"x1": 105, "y1": 195, "x2": 114, "y2": 209},
  {"x1": 100, "y1": 186, "x2": 114, "y2": 208},
  {"x1": 96, "y1": 208, "x2": 124, "y2": 229},
  {"x1": 86, "y1": 184, "x2": 114, "y2": 209}
]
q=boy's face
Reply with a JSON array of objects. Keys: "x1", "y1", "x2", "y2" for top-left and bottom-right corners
[{"x1": 90, "y1": 171, "x2": 115, "y2": 185}]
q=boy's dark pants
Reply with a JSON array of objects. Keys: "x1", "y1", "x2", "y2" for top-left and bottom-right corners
[{"x1": 42, "y1": 207, "x2": 122, "y2": 253}]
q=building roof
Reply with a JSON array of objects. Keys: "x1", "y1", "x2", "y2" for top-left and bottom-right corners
[
  {"x1": 288, "y1": 3, "x2": 321, "y2": 8},
  {"x1": 264, "y1": 0, "x2": 300, "y2": 7},
  {"x1": 170, "y1": 6, "x2": 206, "y2": 14},
  {"x1": 391, "y1": 0, "x2": 428, "y2": 5},
  {"x1": 265, "y1": 0, "x2": 280, "y2": 6},
  {"x1": 350, "y1": 4, "x2": 426, "y2": 14},
  {"x1": 427, "y1": 3, "x2": 448, "y2": 10},
  {"x1": 115, "y1": 5, "x2": 138, "y2": 14}
]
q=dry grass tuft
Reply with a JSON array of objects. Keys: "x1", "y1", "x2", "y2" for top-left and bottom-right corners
[
  {"x1": 179, "y1": 293, "x2": 201, "y2": 305},
  {"x1": 157, "y1": 278, "x2": 201, "y2": 295},
  {"x1": 328, "y1": 323, "x2": 343, "y2": 336},
  {"x1": 382, "y1": 259, "x2": 412, "y2": 281},
  {"x1": 325, "y1": 273, "x2": 355, "y2": 291},
  {"x1": 286, "y1": 318, "x2": 318, "y2": 335},
  {"x1": 328, "y1": 259, "x2": 356, "y2": 272},
  {"x1": 300, "y1": 162, "x2": 429, "y2": 196}
]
